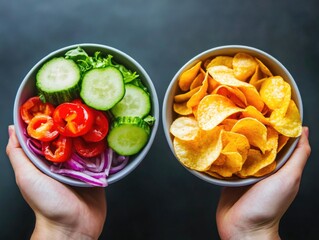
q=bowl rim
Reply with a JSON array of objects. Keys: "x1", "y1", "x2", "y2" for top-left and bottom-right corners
[
  {"x1": 14, "y1": 43, "x2": 160, "y2": 187},
  {"x1": 162, "y1": 44, "x2": 303, "y2": 187}
]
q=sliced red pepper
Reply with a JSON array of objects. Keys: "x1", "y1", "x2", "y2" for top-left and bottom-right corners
[
  {"x1": 82, "y1": 109, "x2": 109, "y2": 142},
  {"x1": 73, "y1": 137, "x2": 106, "y2": 158},
  {"x1": 27, "y1": 114, "x2": 59, "y2": 142},
  {"x1": 20, "y1": 96, "x2": 55, "y2": 124},
  {"x1": 42, "y1": 135, "x2": 72, "y2": 162},
  {"x1": 53, "y1": 102, "x2": 94, "y2": 137}
]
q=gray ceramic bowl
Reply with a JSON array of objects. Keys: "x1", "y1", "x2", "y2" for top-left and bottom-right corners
[
  {"x1": 162, "y1": 45, "x2": 303, "y2": 187},
  {"x1": 14, "y1": 43, "x2": 159, "y2": 187}
]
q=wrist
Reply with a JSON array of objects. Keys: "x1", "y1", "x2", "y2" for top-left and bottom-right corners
[
  {"x1": 31, "y1": 217, "x2": 97, "y2": 240},
  {"x1": 219, "y1": 222, "x2": 280, "y2": 240}
]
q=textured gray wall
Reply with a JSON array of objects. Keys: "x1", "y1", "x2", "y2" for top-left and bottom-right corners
[{"x1": 1, "y1": 0, "x2": 318, "y2": 239}]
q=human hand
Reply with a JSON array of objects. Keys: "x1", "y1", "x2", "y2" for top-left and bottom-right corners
[
  {"x1": 216, "y1": 127, "x2": 311, "y2": 240},
  {"x1": 6, "y1": 125, "x2": 107, "y2": 240}
]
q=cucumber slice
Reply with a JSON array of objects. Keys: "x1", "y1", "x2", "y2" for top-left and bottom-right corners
[
  {"x1": 80, "y1": 67, "x2": 125, "y2": 110},
  {"x1": 107, "y1": 117, "x2": 150, "y2": 156},
  {"x1": 111, "y1": 84, "x2": 151, "y2": 118},
  {"x1": 36, "y1": 57, "x2": 81, "y2": 105}
]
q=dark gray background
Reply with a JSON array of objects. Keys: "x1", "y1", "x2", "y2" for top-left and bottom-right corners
[{"x1": 1, "y1": 0, "x2": 318, "y2": 239}]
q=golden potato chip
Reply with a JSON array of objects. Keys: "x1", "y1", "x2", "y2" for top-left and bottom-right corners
[
  {"x1": 213, "y1": 85, "x2": 247, "y2": 108},
  {"x1": 209, "y1": 152, "x2": 243, "y2": 177},
  {"x1": 174, "y1": 86, "x2": 201, "y2": 103},
  {"x1": 270, "y1": 100, "x2": 302, "y2": 137},
  {"x1": 170, "y1": 116, "x2": 199, "y2": 141},
  {"x1": 187, "y1": 72, "x2": 209, "y2": 108},
  {"x1": 173, "y1": 102, "x2": 192, "y2": 115},
  {"x1": 197, "y1": 94, "x2": 243, "y2": 130},
  {"x1": 233, "y1": 52, "x2": 257, "y2": 81},
  {"x1": 173, "y1": 127, "x2": 223, "y2": 171},
  {"x1": 259, "y1": 76, "x2": 291, "y2": 110},
  {"x1": 255, "y1": 57, "x2": 273, "y2": 77},
  {"x1": 206, "y1": 56, "x2": 233, "y2": 69},
  {"x1": 208, "y1": 65, "x2": 251, "y2": 88},
  {"x1": 222, "y1": 131, "x2": 250, "y2": 157},
  {"x1": 205, "y1": 170, "x2": 225, "y2": 179},
  {"x1": 249, "y1": 65, "x2": 266, "y2": 90},
  {"x1": 231, "y1": 117, "x2": 268, "y2": 153},
  {"x1": 237, "y1": 148, "x2": 277, "y2": 178},
  {"x1": 190, "y1": 70, "x2": 205, "y2": 90},
  {"x1": 253, "y1": 161, "x2": 276, "y2": 177},
  {"x1": 242, "y1": 105, "x2": 269, "y2": 125},
  {"x1": 239, "y1": 86, "x2": 264, "y2": 112},
  {"x1": 220, "y1": 118, "x2": 237, "y2": 131},
  {"x1": 207, "y1": 72, "x2": 219, "y2": 93},
  {"x1": 178, "y1": 61, "x2": 202, "y2": 91},
  {"x1": 277, "y1": 134, "x2": 290, "y2": 152},
  {"x1": 237, "y1": 127, "x2": 278, "y2": 177}
]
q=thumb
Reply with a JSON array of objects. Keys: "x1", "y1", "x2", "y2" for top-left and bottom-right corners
[{"x1": 6, "y1": 125, "x2": 42, "y2": 179}]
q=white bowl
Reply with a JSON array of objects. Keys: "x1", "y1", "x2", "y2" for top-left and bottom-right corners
[
  {"x1": 162, "y1": 45, "x2": 303, "y2": 187},
  {"x1": 14, "y1": 43, "x2": 159, "y2": 187}
]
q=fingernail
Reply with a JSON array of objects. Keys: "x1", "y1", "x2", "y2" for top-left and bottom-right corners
[
  {"x1": 8, "y1": 125, "x2": 14, "y2": 137},
  {"x1": 304, "y1": 126, "x2": 309, "y2": 138}
]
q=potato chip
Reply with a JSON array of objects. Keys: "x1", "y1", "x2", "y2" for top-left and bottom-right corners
[
  {"x1": 187, "y1": 72, "x2": 209, "y2": 108},
  {"x1": 233, "y1": 52, "x2": 257, "y2": 81},
  {"x1": 239, "y1": 86, "x2": 264, "y2": 112},
  {"x1": 220, "y1": 118, "x2": 237, "y2": 131},
  {"x1": 174, "y1": 86, "x2": 201, "y2": 103},
  {"x1": 208, "y1": 65, "x2": 264, "y2": 111},
  {"x1": 253, "y1": 161, "x2": 276, "y2": 177},
  {"x1": 213, "y1": 85, "x2": 247, "y2": 108},
  {"x1": 178, "y1": 61, "x2": 202, "y2": 91},
  {"x1": 260, "y1": 76, "x2": 291, "y2": 110},
  {"x1": 206, "y1": 56, "x2": 233, "y2": 69},
  {"x1": 209, "y1": 152, "x2": 243, "y2": 177},
  {"x1": 170, "y1": 116, "x2": 199, "y2": 141},
  {"x1": 208, "y1": 65, "x2": 251, "y2": 88},
  {"x1": 173, "y1": 127, "x2": 223, "y2": 171},
  {"x1": 242, "y1": 105, "x2": 269, "y2": 125},
  {"x1": 249, "y1": 65, "x2": 266, "y2": 90},
  {"x1": 207, "y1": 72, "x2": 219, "y2": 93},
  {"x1": 173, "y1": 102, "x2": 192, "y2": 115},
  {"x1": 277, "y1": 134, "x2": 290, "y2": 152},
  {"x1": 190, "y1": 70, "x2": 205, "y2": 90},
  {"x1": 197, "y1": 94, "x2": 243, "y2": 130},
  {"x1": 255, "y1": 57, "x2": 273, "y2": 77},
  {"x1": 237, "y1": 127, "x2": 278, "y2": 177},
  {"x1": 222, "y1": 131, "x2": 250, "y2": 156},
  {"x1": 270, "y1": 100, "x2": 302, "y2": 137},
  {"x1": 231, "y1": 117, "x2": 268, "y2": 153},
  {"x1": 237, "y1": 148, "x2": 276, "y2": 178}
]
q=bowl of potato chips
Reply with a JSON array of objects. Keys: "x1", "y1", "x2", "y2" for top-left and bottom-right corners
[{"x1": 163, "y1": 45, "x2": 303, "y2": 187}]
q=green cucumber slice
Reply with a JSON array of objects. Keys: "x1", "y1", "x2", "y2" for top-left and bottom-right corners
[
  {"x1": 107, "y1": 117, "x2": 150, "y2": 156},
  {"x1": 80, "y1": 67, "x2": 125, "y2": 110},
  {"x1": 111, "y1": 84, "x2": 151, "y2": 118},
  {"x1": 36, "y1": 57, "x2": 81, "y2": 105}
]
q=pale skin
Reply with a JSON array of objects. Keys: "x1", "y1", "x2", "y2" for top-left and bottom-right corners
[
  {"x1": 216, "y1": 127, "x2": 311, "y2": 240},
  {"x1": 6, "y1": 126, "x2": 310, "y2": 239},
  {"x1": 6, "y1": 125, "x2": 107, "y2": 240}
]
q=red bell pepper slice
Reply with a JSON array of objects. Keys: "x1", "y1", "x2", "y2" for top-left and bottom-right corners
[
  {"x1": 82, "y1": 109, "x2": 109, "y2": 142},
  {"x1": 53, "y1": 102, "x2": 94, "y2": 137},
  {"x1": 27, "y1": 114, "x2": 59, "y2": 142},
  {"x1": 73, "y1": 137, "x2": 106, "y2": 158},
  {"x1": 42, "y1": 135, "x2": 72, "y2": 162},
  {"x1": 20, "y1": 96, "x2": 55, "y2": 124}
]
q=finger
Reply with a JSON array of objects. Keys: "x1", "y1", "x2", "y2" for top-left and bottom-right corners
[
  {"x1": 279, "y1": 126, "x2": 311, "y2": 175},
  {"x1": 6, "y1": 125, "x2": 42, "y2": 177}
]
